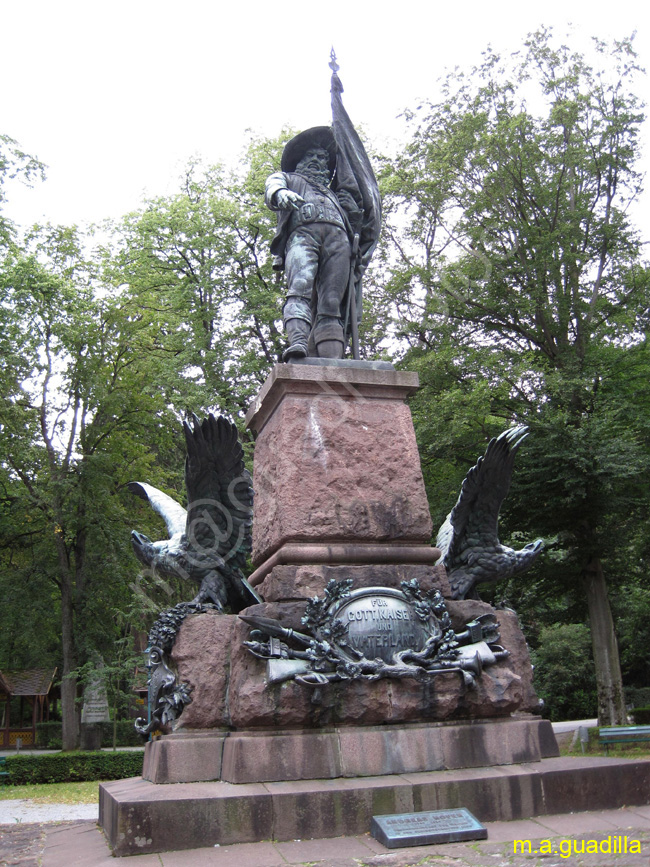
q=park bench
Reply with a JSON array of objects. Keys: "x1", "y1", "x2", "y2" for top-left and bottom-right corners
[
  {"x1": 0, "y1": 756, "x2": 9, "y2": 784},
  {"x1": 599, "y1": 725, "x2": 650, "y2": 755}
]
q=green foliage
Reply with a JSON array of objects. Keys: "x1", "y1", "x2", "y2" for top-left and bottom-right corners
[
  {"x1": 626, "y1": 687, "x2": 650, "y2": 708},
  {"x1": 0, "y1": 133, "x2": 294, "y2": 746},
  {"x1": 531, "y1": 623, "x2": 598, "y2": 721},
  {"x1": 630, "y1": 707, "x2": 650, "y2": 725},
  {"x1": 376, "y1": 29, "x2": 649, "y2": 722},
  {"x1": 0, "y1": 133, "x2": 45, "y2": 245},
  {"x1": 3, "y1": 751, "x2": 143, "y2": 785},
  {"x1": 108, "y1": 139, "x2": 288, "y2": 426},
  {"x1": 0, "y1": 222, "x2": 188, "y2": 746},
  {"x1": 613, "y1": 584, "x2": 650, "y2": 687},
  {"x1": 35, "y1": 721, "x2": 143, "y2": 749}
]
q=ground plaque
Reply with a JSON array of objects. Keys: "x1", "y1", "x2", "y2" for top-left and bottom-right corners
[{"x1": 371, "y1": 808, "x2": 487, "y2": 848}]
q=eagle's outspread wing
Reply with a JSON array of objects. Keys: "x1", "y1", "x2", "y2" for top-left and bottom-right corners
[
  {"x1": 183, "y1": 414, "x2": 253, "y2": 572},
  {"x1": 127, "y1": 482, "x2": 187, "y2": 538},
  {"x1": 436, "y1": 426, "x2": 543, "y2": 599}
]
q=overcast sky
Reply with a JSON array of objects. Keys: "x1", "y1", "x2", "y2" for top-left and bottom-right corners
[{"x1": 2, "y1": 0, "x2": 648, "y2": 237}]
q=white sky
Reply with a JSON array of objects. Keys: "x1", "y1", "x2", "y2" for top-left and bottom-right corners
[{"x1": 2, "y1": 0, "x2": 648, "y2": 238}]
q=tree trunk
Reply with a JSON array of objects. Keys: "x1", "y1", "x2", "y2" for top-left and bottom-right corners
[
  {"x1": 60, "y1": 577, "x2": 79, "y2": 750},
  {"x1": 581, "y1": 557, "x2": 627, "y2": 726}
]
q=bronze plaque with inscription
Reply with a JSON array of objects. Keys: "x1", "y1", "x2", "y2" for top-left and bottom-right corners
[
  {"x1": 371, "y1": 808, "x2": 487, "y2": 848},
  {"x1": 330, "y1": 587, "x2": 440, "y2": 663}
]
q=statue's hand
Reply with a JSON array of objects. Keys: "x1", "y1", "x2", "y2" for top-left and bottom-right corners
[
  {"x1": 336, "y1": 189, "x2": 359, "y2": 213},
  {"x1": 274, "y1": 189, "x2": 305, "y2": 210}
]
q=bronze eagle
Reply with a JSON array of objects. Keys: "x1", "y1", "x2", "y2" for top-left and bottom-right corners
[
  {"x1": 436, "y1": 426, "x2": 544, "y2": 600},
  {"x1": 128, "y1": 414, "x2": 257, "y2": 612}
]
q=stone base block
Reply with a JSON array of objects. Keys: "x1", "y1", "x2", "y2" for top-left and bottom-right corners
[
  {"x1": 221, "y1": 717, "x2": 557, "y2": 783},
  {"x1": 100, "y1": 756, "x2": 650, "y2": 856},
  {"x1": 221, "y1": 729, "x2": 343, "y2": 783},
  {"x1": 143, "y1": 718, "x2": 557, "y2": 785},
  {"x1": 99, "y1": 776, "x2": 273, "y2": 856},
  {"x1": 143, "y1": 729, "x2": 228, "y2": 784}
]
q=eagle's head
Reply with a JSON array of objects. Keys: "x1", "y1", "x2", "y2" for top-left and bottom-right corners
[
  {"x1": 521, "y1": 538, "x2": 544, "y2": 558},
  {"x1": 131, "y1": 530, "x2": 163, "y2": 569}
]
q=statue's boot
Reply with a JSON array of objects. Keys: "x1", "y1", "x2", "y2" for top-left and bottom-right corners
[
  {"x1": 282, "y1": 318, "x2": 310, "y2": 361},
  {"x1": 313, "y1": 317, "x2": 344, "y2": 359},
  {"x1": 316, "y1": 339, "x2": 344, "y2": 359}
]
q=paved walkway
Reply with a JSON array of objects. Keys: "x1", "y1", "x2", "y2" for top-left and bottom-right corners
[
  {"x1": 0, "y1": 806, "x2": 649, "y2": 866},
  {"x1": 551, "y1": 718, "x2": 598, "y2": 734},
  {"x1": 0, "y1": 799, "x2": 98, "y2": 824},
  {"x1": 0, "y1": 722, "x2": 636, "y2": 866}
]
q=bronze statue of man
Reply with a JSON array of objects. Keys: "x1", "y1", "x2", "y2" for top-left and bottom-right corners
[{"x1": 265, "y1": 57, "x2": 381, "y2": 361}]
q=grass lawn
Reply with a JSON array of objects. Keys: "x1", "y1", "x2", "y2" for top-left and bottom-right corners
[
  {"x1": 0, "y1": 780, "x2": 101, "y2": 804},
  {"x1": 562, "y1": 744, "x2": 650, "y2": 758},
  {"x1": 558, "y1": 727, "x2": 650, "y2": 759}
]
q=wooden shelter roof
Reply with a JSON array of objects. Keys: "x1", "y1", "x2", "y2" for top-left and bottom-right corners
[{"x1": 0, "y1": 668, "x2": 57, "y2": 696}]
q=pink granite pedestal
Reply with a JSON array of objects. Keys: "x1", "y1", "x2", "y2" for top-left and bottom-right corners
[
  {"x1": 245, "y1": 363, "x2": 438, "y2": 583},
  {"x1": 138, "y1": 363, "x2": 548, "y2": 777},
  {"x1": 143, "y1": 716, "x2": 558, "y2": 785},
  {"x1": 146, "y1": 362, "x2": 547, "y2": 765},
  {"x1": 100, "y1": 362, "x2": 561, "y2": 855}
]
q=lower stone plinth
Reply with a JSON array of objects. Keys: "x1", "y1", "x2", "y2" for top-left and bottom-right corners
[
  {"x1": 99, "y1": 776, "x2": 273, "y2": 856},
  {"x1": 144, "y1": 718, "x2": 557, "y2": 785},
  {"x1": 100, "y1": 756, "x2": 650, "y2": 856},
  {"x1": 224, "y1": 717, "x2": 557, "y2": 783},
  {"x1": 142, "y1": 729, "x2": 229, "y2": 784}
]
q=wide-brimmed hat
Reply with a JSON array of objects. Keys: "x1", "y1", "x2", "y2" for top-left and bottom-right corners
[{"x1": 281, "y1": 126, "x2": 337, "y2": 174}]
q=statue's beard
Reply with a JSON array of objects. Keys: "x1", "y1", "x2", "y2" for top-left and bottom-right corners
[{"x1": 297, "y1": 165, "x2": 331, "y2": 187}]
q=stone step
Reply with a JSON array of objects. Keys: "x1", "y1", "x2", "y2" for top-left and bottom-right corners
[{"x1": 100, "y1": 755, "x2": 650, "y2": 857}]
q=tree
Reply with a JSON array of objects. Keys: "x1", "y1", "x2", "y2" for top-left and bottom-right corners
[
  {"x1": 0, "y1": 224, "x2": 186, "y2": 748},
  {"x1": 0, "y1": 133, "x2": 45, "y2": 245},
  {"x1": 0, "y1": 133, "x2": 300, "y2": 748},
  {"x1": 0, "y1": 134, "x2": 299, "y2": 747},
  {"x1": 378, "y1": 29, "x2": 650, "y2": 724},
  {"x1": 108, "y1": 136, "x2": 290, "y2": 426},
  {"x1": 531, "y1": 623, "x2": 598, "y2": 721}
]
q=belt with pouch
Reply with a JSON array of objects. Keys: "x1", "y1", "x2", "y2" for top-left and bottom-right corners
[{"x1": 289, "y1": 201, "x2": 346, "y2": 231}]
